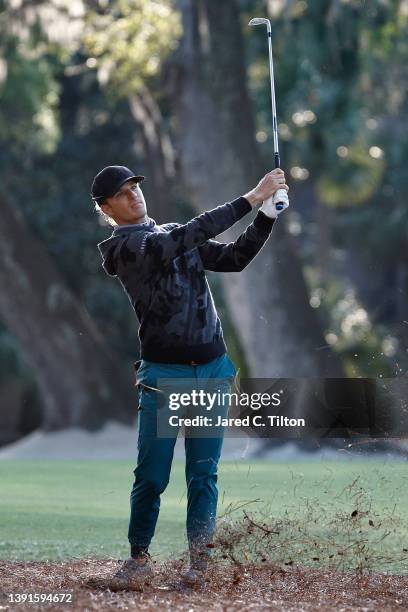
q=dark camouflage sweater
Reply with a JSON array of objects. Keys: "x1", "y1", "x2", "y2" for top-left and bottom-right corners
[{"x1": 97, "y1": 196, "x2": 275, "y2": 364}]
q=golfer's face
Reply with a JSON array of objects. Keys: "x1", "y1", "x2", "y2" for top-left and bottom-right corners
[{"x1": 107, "y1": 179, "x2": 147, "y2": 223}]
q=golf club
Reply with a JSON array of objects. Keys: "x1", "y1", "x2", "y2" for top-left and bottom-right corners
[{"x1": 249, "y1": 17, "x2": 289, "y2": 212}]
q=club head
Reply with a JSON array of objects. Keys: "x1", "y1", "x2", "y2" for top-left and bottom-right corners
[{"x1": 248, "y1": 17, "x2": 271, "y2": 29}]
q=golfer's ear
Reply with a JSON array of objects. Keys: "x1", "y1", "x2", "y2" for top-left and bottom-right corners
[{"x1": 101, "y1": 200, "x2": 111, "y2": 214}]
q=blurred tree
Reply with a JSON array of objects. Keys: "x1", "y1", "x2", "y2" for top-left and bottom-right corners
[
  {"x1": 83, "y1": 0, "x2": 343, "y2": 377},
  {"x1": 344, "y1": 0, "x2": 408, "y2": 337},
  {"x1": 0, "y1": 195, "x2": 138, "y2": 430},
  {"x1": 168, "y1": 0, "x2": 343, "y2": 376},
  {"x1": 1, "y1": 0, "x2": 406, "y2": 440},
  {"x1": 84, "y1": 0, "x2": 181, "y2": 218},
  {"x1": 242, "y1": 0, "x2": 407, "y2": 375},
  {"x1": 0, "y1": 0, "x2": 137, "y2": 430}
]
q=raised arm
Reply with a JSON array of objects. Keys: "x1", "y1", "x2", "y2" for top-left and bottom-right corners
[
  {"x1": 198, "y1": 210, "x2": 276, "y2": 272},
  {"x1": 143, "y1": 197, "x2": 252, "y2": 265},
  {"x1": 140, "y1": 168, "x2": 289, "y2": 265}
]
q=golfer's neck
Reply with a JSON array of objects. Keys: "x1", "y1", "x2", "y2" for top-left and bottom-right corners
[{"x1": 117, "y1": 214, "x2": 149, "y2": 226}]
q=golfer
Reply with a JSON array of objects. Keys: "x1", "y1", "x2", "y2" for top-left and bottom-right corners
[{"x1": 91, "y1": 165, "x2": 289, "y2": 590}]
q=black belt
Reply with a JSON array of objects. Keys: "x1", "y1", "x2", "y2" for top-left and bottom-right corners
[
  {"x1": 141, "y1": 339, "x2": 227, "y2": 365},
  {"x1": 134, "y1": 358, "x2": 208, "y2": 371}
]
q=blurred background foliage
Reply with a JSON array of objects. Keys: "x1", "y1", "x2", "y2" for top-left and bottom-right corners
[{"x1": 0, "y1": 0, "x2": 407, "y2": 440}]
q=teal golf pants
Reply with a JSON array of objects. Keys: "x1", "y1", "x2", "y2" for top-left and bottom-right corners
[{"x1": 128, "y1": 353, "x2": 237, "y2": 557}]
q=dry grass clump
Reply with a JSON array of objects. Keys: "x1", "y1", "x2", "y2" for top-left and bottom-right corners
[
  {"x1": 214, "y1": 475, "x2": 408, "y2": 575},
  {"x1": 1, "y1": 556, "x2": 408, "y2": 611},
  {"x1": 2, "y1": 476, "x2": 408, "y2": 610}
]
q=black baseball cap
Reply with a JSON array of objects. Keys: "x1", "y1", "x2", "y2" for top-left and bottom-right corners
[{"x1": 91, "y1": 165, "x2": 145, "y2": 203}]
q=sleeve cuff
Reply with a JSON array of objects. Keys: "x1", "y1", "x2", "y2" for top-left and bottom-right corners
[{"x1": 253, "y1": 210, "x2": 276, "y2": 232}]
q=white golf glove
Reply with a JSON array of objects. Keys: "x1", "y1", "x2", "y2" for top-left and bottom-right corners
[{"x1": 260, "y1": 189, "x2": 289, "y2": 219}]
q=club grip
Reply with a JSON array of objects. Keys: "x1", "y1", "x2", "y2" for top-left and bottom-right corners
[
  {"x1": 273, "y1": 189, "x2": 289, "y2": 212},
  {"x1": 273, "y1": 154, "x2": 284, "y2": 209},
  {"x1": 275, "y1": 178, "x2": 284, "y2": 210}
]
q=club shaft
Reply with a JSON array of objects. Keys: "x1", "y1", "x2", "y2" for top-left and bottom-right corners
[{"x1": 267, "y1": 31, "x2": 280, "y2": 163}]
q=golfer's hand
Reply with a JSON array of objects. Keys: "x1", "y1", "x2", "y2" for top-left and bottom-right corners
[
  {"x1": 260, "y1": 190, "x2": 290, "y2": 218},
  {"x1": 243, "y1": 169, "x2": 289, "y2": 207}
]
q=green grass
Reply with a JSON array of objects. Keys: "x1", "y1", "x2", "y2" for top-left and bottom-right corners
[{"x1": 1, "y1": 459, "x2": 407, "y2": 571}]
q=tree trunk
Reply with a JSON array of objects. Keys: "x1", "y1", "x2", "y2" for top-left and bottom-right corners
[
  {"x1": 0, "y1": 197, "x2": 137, "y2": 431},
  {"x1": 167, "y1": 0, "x2": 343, "y2": 377},
  {"x1": 129, "y1": 85, "x2": 176, "y2": 221}
]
